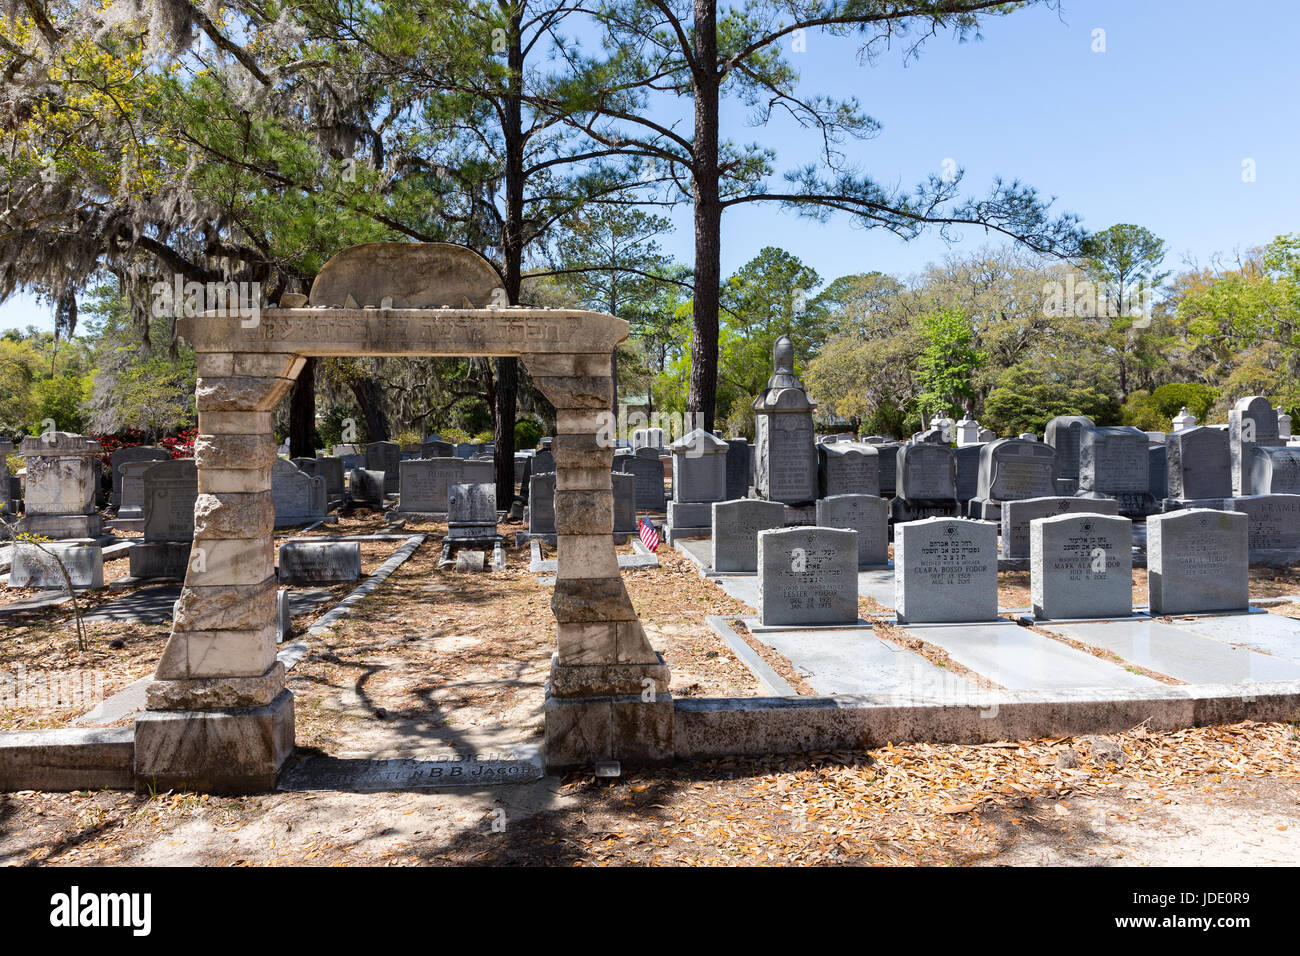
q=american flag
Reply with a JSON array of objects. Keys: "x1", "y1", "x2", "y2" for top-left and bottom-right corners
[{"x1": 639, "y1": 515, "x2": 660, "y2": 552}]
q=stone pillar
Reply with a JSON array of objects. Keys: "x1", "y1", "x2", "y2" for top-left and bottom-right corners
[
  {"x1": 133, "y1": 352, "x2": 302, "y2": 793},
  {"x1": 524, "y1": 353, "x2": 673, "y2": 770}
]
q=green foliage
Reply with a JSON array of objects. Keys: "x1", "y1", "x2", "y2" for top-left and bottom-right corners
[
  {"x1": 514, "y1": 417, "x2": 545, "y2": 450},
  {"x1": 983, "y1": 354, "x2": 1121, "y2": 436},
  {"x1": 915, "y1": 308, "x2": 984, "y2": 419},
  {"x1": 29, "y1": 375, "x2": 90, "y2": 433},
  {"x1": 439, "y1": 427, "x2": 473, "y2": 444},
  {"x1": 1121, "y1": 383, "x2": 1220, "y2": 430}
]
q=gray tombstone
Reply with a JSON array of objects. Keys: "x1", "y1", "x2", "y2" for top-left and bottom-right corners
[
  {"x1": 1077, "y1": 425, "x2": 1156, "y2": 518},
  {"x1": 890, "y1": 443, "x2": 958, "y2": 522},
  {"x1": 894, "y1": 517, "x2": 998, "y2": 624},
  {"x1": 711, "y1": 499, "x2": 786, "y2": 573},
  {"x1": 532, "y1": 448, "x2": 555, "y2": 475},
  {"x1": 1166, "y1": 425, "x2": 1231, "y2": 504},
  {"x1": 756, "y1": 526, "x2": 858, "y2": 627},
  {"x1": 612, "y1": 471, "x2": 637, "y2": 538},
  {"x1": 1230, "y1": 396, "x2": 1283, "y2": 496},
  {"x1": 117, "y1": 459, "x2": 161, "y2": 521},
  {"x1": 528, "y1": 472, "x2": 556, "y2": 542},
  {"x1": 278, "y1": 540, "x2": 362, "y2": 584},
  {"x1": 1148, "y1": 444, "x2": 1169, "y2": 501},
  {"x1": 1030, "y1": 512, "x2": 1133, "y2": 621},
  {"x1": 876, "y1": 442, "x2": 902, "y2": 496},
  {"x1": 16, "y1": 433, "x2": 103, "y2": 539},
  {"x1": 1219, "y1": 494, "x2": 1300, "y2": 563},
  {"x1": 999, "y1": 495, "x2": 1119, "y2": 561},
  {"x1": 454, "y1": 442, "x2": 476, "y2": 459},
  {"x1": 895, "y1": 443, "x2": 956, "y2": 501},
  {"x1": 462, "y1": 458, "x2": 494, "y2": 486},
  {"x1": 272, "y1": 458, "x2": 327, "y2": 527},
  {"x1": 396, "y1": 458, "x2": 463, "y2": 512},
  {"x1": 817, "y1": 441, "x2": 880, "y2": 498},
  {"x1": 1147, "y1": 509, "x2": 1249, "y2": 615},
  {"x1": 517, "y1": 454, "x2": 534, "y2": 502},
  {"x1": 955, "y1": 444, "x2": 983, "y2": 509},
  {"x1": 365, "y1": 441, "x2": 402, "y2": 494},
  {"x1": 110, "y1": 445, "x2": 169, "y2": 510},
  {"x1": 753, "y1": 335, "x2": 818, "y2": 505},
  {"x1": 8, "y1": 541, "x2": 103, "y2": 589},
  {"x1": 141, "y1": 459, "x2": 198, "y2": 542},
  {"x1": 816, "y1": 494, "x2": 889, "y2": 568},
  {"x1": 1249, "y1": 445, "x2": 1300, "y2": 495},
  {"x1": 350, "y1": 467, "x2": 386, "y2": 508},
  {"x1": 975, "y1": 438, "x2": 1056, "y2": 501},
  {"x1": 725, "y1": 439, "x2": 752, "y2": 501},
  {"x1": 617, "y1": 447, "x2": 667, "y2": 512},
  {"x1": 447, "y1": 482, "x2": 498, "y2": 540},
  {"x1": 667, "y1": 428, "x2": 728, "y2": 541},
  {"x1": 130, "y1": 459, "x2": 198, "y2": 579},
  {"x1": 315, "y1": 456, "x2": 345, "y2": 501},
  {"x1": 422, "y1": 439, "x2": 455, "y2": 458},
  {"x1": 1045, "y1": 415, "x2": 1094, "y2": 480}
]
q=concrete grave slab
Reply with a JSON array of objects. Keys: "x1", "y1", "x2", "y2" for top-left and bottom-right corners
[
  {"x1": 899, "y1": 620, "x2": 1159, "y2": 690},
  {"x1": 1164, "y1": 611, "x2": 1300, "y2": 665},
  {"x1": 752, "y1": 627, "x2": 975, "y2": 698},
  {"x1": 1041, "y1": 618, "x2": 1300, "y2": 684}
]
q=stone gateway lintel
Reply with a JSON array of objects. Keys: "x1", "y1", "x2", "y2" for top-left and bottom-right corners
[{"x1": 177, "y1": 308, "x2": 630, "y2": 358}]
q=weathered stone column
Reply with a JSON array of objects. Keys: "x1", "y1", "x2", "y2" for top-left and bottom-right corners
[
  {"x1": 133, "y1": 351, "x2": 302, "y2": 793},
  {"x1": 525, "y1": 353, "x2": 674, "y2": 770}
]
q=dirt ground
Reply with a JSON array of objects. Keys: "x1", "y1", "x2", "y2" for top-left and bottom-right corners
[{"x1": 2, "y1": 515, "x2": 1300, "y2": 865}]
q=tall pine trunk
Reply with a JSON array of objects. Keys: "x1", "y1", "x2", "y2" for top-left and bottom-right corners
[
  {"x1": 288, "y1": 357, "x2": 316, "y2": 457},
  {"x1": 493, "y1": 9, "x2": 526, "y2": 506},
  {"x1": 687, "y1": 0, "x2": 721, "y2": 433}
]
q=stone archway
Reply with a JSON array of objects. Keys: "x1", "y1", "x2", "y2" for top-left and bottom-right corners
[{"x1": 133, "y1": 244, "x2": 671, "y2": 793}]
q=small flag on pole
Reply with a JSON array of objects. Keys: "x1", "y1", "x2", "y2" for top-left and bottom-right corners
[{"x1": 639, "y1": 515, "x2": 660, "y2": 552}]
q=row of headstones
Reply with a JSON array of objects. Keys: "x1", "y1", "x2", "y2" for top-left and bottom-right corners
[
  {"x1": 10, "y1": 530, "x2": 367, "y2": 590},
  {"x1": 752, "y1": 510, "x2": 1250, "y2": 628}
]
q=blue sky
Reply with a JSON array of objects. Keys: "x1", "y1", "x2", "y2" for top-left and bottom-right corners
[{"x1": 4, "y1": 0, "x2": 1297, "y2": 332}]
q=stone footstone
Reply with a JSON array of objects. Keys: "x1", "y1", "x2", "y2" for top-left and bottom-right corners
[
  {"x1": 8, "y1": 541, "x2": 103, "y2": 589},
  {"x1": 277, "y1": 540, "x2": 362, "y2": 584}
]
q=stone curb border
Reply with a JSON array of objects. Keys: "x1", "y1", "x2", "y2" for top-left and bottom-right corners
[
  {"x1": 672, "y1": 681, "x2": 1300, "y2": 759},
  {"x1": 705, "y1": 616, "x2": 797, "y2": 697}
]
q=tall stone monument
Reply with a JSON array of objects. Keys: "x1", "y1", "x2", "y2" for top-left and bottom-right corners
[{"x1": 753, "y1": 334, "x2": 817, "y2": 506}]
